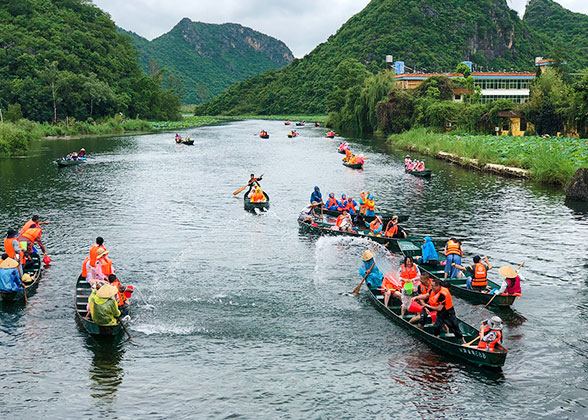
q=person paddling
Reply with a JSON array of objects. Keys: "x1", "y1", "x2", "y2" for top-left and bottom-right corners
[
  {"x1": 246, "y1": 174, "x2": 263, "y2": 196},
  {"x1": 494, "y1": 265, "x2": 523, "y2": 296},
  {"x1": 359, "y1": 250, "x2": 383, "y2": 290}
]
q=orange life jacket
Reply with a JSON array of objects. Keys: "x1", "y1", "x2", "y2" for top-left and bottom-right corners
[
  {"x1": 400, "y1": 264, "x2": 418, "y2": 281},
  {"x1": 3, "y1": 237, "x2": 16, "y2": 258},
  {"x1": 335, "y1": 214, "x2": 347, "y2": 227},
  {"x1": 429, "y1": 287, "x2": 454, "y2": 310},
  {"x1": 81, "y1": 256, "x2": 90, "y2": 277},
  {"x1": 418, "y1": 282, "x2": 431, "y2": 296},
  {"x1": 384, "y1": 222, "x2": 398, "y2": 237},
  {"x1": 472, "y1": 263, "x2": 488, "y2": 287},
  {"x1": 99, "y1": 256, "x2": 113, "y2": 276},
  {"x1": 369, "y1": 220, "x2": 381, "y2": 234},
  {"x1": 446, "y1": 240, "x2": 461, "y2": 256},
  {"x1": 478, "y1": 330, "x2": 502, "y2": 350},
  {"x1": 20, "y1": 227, "x2": 42, "y2": 243},
  {"x1": 326, "y1": 197, "x2": 337, "y2": 209},
  {"x1": 381, "y1": 275, "x2": 400, "y2": 292},
  {"x1": 19, "y1": 220, "x2": 35, "y2": 235},
  {"x1": 89, "y1": 245, "x2": 106, "y2": 268},
  {"x1": 346, "y1": 199, "x2": 355, "y2": 212},
  {"x1": 112, "y1": 280, "x2": 127, "y2": 306},
  {"x1": 366, "y1": 200, "x2": 375, "y2": 211}
]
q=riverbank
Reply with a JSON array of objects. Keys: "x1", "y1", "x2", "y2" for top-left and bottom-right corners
[
  {"x1": 388, "y1": 128, "x2": 588, "y2": 186},
  {"x1": 0, "y1": 116, "x2": 232, "y2": 156}
]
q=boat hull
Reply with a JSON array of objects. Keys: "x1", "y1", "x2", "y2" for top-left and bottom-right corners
[
  {"x1": 343, "y1": 162, "x2": 363, "y2": 169},
  {"x1": 406, "y1": 169, "x2": 432, "y2": 178},
  {"x1": 244, "y1": 192, "x2": 270, "y2": 212},
  {"x1": 57, "y1": 159, "x2": 86, "y2": 167}
]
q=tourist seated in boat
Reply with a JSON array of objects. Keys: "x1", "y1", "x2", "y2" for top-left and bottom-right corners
[
  {"x1": 452, "y1": 255, "x2": 493, "y2": 291},
  {"x1": 356, "y1": 154, "x2": 365, "y2": 165},
  {"x1": 338, "y1": 142, "x2": 348, "y2": 152},
  {"x1": 415, "y1": 236, "x2": 439, "y2": 265},
  {"x1": 333, "y1": 209, "x2": 353, "y2": 232},
  {"x1": 86, "y1": 248, "x2": 113, "y2": 287},
  {"x1": 365, "y1": 193, "x2": 376, "y2": 217},
  {"x1": 88, "y1": 284, "x2": 121, "y2": 326},
  {"x1": 246, "y1": 173, "x2": 263, "y2": 196},
  {"x1": 344, "y1": 148, "x2": 353, "y2": 162},
  {"x1": 359, "y1": 192, "x2": 367, "y2": 215},
  {"x1": 421, "y1": 279, "x2": 465, "y2": 344},
  {"x1": 383, "y1": 216, "x2": 405, "y2": 239},
  {"x1": 494, "y1": 265, "x2": 523, "y2": 296},
  {"x1": 18, "y1": 223, "x2": 47, "y2": 262},
  {"x1": 404, "y1": 155, "x2": 411, "y2": 169},
  {"x1": 71, "y1": 152, "x2": 79, "y2": 160},
  {"x1": 0, "y1": 254, "x2": 22, "y2": 292},
  {"x1": 260, "y1": 130, "x2": 268, "y2": 136},
  {"x1": 78, "y1": 148, "x2": 87, "y2": 158},
  {"x1": 298, "y1": 201, "x2": 323, "y2": 223},
  {"x1": 477, "y1": 316, "x2": 503, "y2": 350},
  {"x1": 348, "y1": 155, "x2": 359, "y2": 165},
  {"x1": 4, "y1": 229, "x2": 24, "y2": 276},
  {"x1": 346, "y1": 196, "x2": 357, "y2": 215},
  {"x1": 365, "y1": 215, "x2": 383, "y2": 236},
  {"x1": 108, "y1": 274, "x2": 132, "y2": 316},
  {"x1": 250, "y1": 187, "x2": 267, "y2": 203},
  {"x1": 325, "y1": 193, "x2": 338, "y2": 211},
  {"x1": 409, "y1": 272, "x2": 432, "y2": 323},
  {"x1": 415, "y1": 160, "x2": 425, "y2": 171},
  {"x1": 359, "y1": 250, "x2": 383, "y2": 289},
  {"x1": 337, "y1": 194, "x2": 348, "y2": 211},
  {"x1": 310, "y1": 186, "x2": 322, "y2": 205},
  {"x1": 443, "y1": 238, "x2": 462, "y2": 279},
  {"x1": 398, "y1": 256, "x2": 421, "y2": 315}
]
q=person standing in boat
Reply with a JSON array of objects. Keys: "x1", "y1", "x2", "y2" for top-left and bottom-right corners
[
  {"x1": 452, "y1": 255, "x2": 493, "y2": 291},
  {"x1": 18, "y1": 223, "x2": 47, "y2": 262},
  {"x1": 246, "y1": 174, "x2": 263, "y2": 197},
  {"x1": 0, "y1": 254, "x2": 22, "y2": 293},
  {"x1": 443, "y1": 238, "x2": 462, "y2": 279},
  {"x1": 19, "y1": 215, "x2": 49, "y2": 235},
  {"x1": 494, "y1": 265, "x2": 523, "y2": 296},
  {"x1": 404, "y1": 155, "x2": 412, "y2": 169},
  {"x1": 422, "y1": 279, "x2": 465, "y2": 344},
  {"x1": 359, "y1": 250, "x2": 383, "y2": 289},
  {"x1": 310, "y1": 186, "x2": 323, "y2": 205}
]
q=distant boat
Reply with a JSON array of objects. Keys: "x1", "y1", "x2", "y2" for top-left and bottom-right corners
[
  {"x1": 56, "y1": 158, "x2": 87, "y2": 167},
  {"x1": 405, "y1": 169, "x2": 432, "y2": 178}
]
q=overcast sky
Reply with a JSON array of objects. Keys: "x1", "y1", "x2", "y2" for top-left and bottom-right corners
[{"x1": 93, "y1": 0, "x2": 588, "y2": 58}]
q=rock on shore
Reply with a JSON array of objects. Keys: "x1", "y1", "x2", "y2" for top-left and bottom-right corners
[{"x1": 565, "y1": 168, "x2": 588, "y2": 201}]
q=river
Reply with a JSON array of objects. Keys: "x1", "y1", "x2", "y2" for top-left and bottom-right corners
[{"x1": 1, "y1": 120, "x2": 587, "y2": 418}]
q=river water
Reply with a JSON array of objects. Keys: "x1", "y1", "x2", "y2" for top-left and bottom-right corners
[{"x1": 1, "y1": 120, "x2": 587, "y2": 419}]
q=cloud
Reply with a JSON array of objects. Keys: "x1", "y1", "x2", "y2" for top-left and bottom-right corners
[{"x1": 93, "y1": 0, "x2": 588, "y2": 57}]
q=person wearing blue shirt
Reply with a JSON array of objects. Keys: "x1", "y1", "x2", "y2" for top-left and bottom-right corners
[
  {"x1": 310, "y1": 186, "x2": 322, "y2": 204},
  {"x1": 359, "y1": 250, "x2": 383, "y2": 289},
  {"x1": 0, "y1": 254, "x2": 23, "y2": 292}
]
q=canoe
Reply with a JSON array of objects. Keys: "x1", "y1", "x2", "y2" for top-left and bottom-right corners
[
  {"x1": 74, "y1": 275, "x2": 126, "y2": 337},
  {"x1": 0, "y1": 253, "x2": 42, "y2": 303},
  {"x1": 244, "y1": 191, "x2": 270, "y2": 212},
  {"x1": 321, "y1": 208, "x2": 410, "y2": 224},
  {"x1": 288, "y1": 134, "x2": 297, "y2": 138},
  {"x1": 297, "y1": 219, "x2": 445, "y2": 252},
  {"x1": 181, "y1": 139, "x2": 194, "y2": 145},
  {"x1": 406, "y1": 169, "x2": 432, "y2": 178},
  {"x1": 343, "y1": 162, "x2": 363, "y2": 170},
  {"x1": 260, "y1": 134, "x2": 270, "y2": 139},
  {"x1": 326, "y1": 135, "x2": 335, "y2": 139},
  {"x1": 285, "y1": 122, "x2": 291, "y2": 125},
  {"x1": 57, "y1": 158, "x2": 87, "y2": 167},
  {"x1": 365, "y1": 286, "x2": 507, "y2": 369},
  {"x1": 338, "y1": 150, "x2": 347, "y2": 154},
  {"x1": 296, "y1": 123, "x2": 305, "y2": 126},
  {"x1": 397, "y1": 240, "x2": 517, "y2": 308}
]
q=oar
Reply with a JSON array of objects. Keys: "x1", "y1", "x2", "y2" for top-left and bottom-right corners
[
  {"x1": 484, "y1": 261, "x2": 525, "y2": 308},
  {"x1": 351, "y1": 262, "x2": 375, "y2": 296},
  {"x1": 233, "y1": 185, "x2": 248, "y2": 196},
  {"x1": 463, "y1": 335, "x2": 480, "y2": 347},
  {"x1": 120, "y1": 319, "x2": 132, "y2": 341},
  {"x1": 22, "y1": 282, "x2": 27, "y2": 304}
]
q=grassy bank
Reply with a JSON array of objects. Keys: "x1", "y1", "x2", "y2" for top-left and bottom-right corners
[
  {"x1": 221, "y1": 114, "x2": 327, "y2": 123},
  {"x1": 388, "y1": 128, "x2": 588, "y2": 185}
]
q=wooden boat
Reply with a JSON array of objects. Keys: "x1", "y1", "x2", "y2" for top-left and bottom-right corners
[
  {"x1": 287, "y1": 133, "x2": 298, "y2": 138},
  {"x1": 74, "y1": 275, "x2": 126, "y2": 337},
  {"x1": 296, "y1": 122, "x2": 305, "y2": 126},
  {"x1": 321, "y1": 208, "x2": 409, "y2": 224},
  {"x1": 57, "y1": 158, "x2": 87, "y2": 167},
  {"x1": 365, "y1": 286, "x2": 507, "y2": 369},
  {"x1": 343, "y1": 162, "x2": 363, "y2": 169},
  {"x1": 260, "y1": 134, "x2": 270, "y2": 139},
  {"x1": 244, "y1": 191, "x2": 270, "y2": 212},
  {"x1": 181, "y1": 139, "x2": 194, "y2": 145},
  {"x1": 297, "y1": 219, "x2": 444, "y2": 252},
  {"x1": 0, "y1": 253, "x2": 42, "y2": 303},
  {"x1": 337, "y1": 149, "x2": 347, "y2": 154},
  {"x1": 397, "y1": 240, "x2": 518, "y2": 308},
  {"x1": 406, "y1": 169, "x2": 432, "y2": 178},
  {"x1": 284, "y1": 122, "x2": 291, "y2": 125},
  {"x1": 326, "y1": 134, "x2": 335, "y2": 139}
]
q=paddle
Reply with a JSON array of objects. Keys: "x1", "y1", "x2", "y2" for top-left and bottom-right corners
[
  {"x1": 484, "y1": 261, "x2": 525, "y2": 309},
  {"x1": 463, "y1": 335, "x2": 480, "y2": 347},
  {"x1": 352, "y1": 262, "x2": 375, "y2": 296},
  {"x1": 22, "y1": 281, "x2": 27, "y2": 304},
  {"x1": 120, "y1": 319, "x2": 132, "y2": 341}
]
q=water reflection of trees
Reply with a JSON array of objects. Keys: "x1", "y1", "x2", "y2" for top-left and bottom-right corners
[{"x1": 88, "y1": 338, "x2": 125, "y2": 401}]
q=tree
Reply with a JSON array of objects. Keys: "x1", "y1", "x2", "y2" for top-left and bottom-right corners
[
  {"x1": 83, "y1": 73, "x2": 114, "y2": 117},
  {"x1": 39, "y1": 61, "x2": 60, "y2": 124},
  {"x1": 4, "y1": 103, "x2": 23, "y2": 122},
  {"x1": 455, "y1": 62, "x2": 472, "y2": 78}
]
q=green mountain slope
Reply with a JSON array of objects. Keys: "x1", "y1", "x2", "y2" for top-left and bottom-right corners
[
  {"x1": 0, "y1": 0, "x2": 179, "y2": 122},
  {"x1": 125, "y1": 18, "x2": 294, "y2": 104},
  {"x1": 524, "y1": 0, "x2": 588, "y2": 70},
  {"x1": 197, "y1": 0, "x2": 588, "y2": 115}
]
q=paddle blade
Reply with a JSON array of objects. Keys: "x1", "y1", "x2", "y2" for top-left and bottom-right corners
[
  {"x1": 233, "y1": 185, "x2": 248, "y2": 195},
  {"x1": 43, "y1": 255, "x2": 51, "y2": 265}
]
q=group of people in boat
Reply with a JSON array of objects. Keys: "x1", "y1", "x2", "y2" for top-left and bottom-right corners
[
  {"x1": 175, "y1": 134, "x2": 192, "y2": 144},
  {"x1": 260, "y1": 130, "x2": 269, "y2": 137},
  {"x1": 405, "y1": 155, "x2": 425, "y2": 171},
  {"x1": 288, "y1": 130, "x2": 298, "y2": 137},
  {"x1": 360, "y1": 250, "x2": 508, "y2": 350},
  {"x1": 246, "y1": 173, "x2": 267, "y2": 203},
  {"x1": 1, "y1": 216, "x2": 50, "y2": 293},
  {"x1": 343, "y1": 148, "x2": 365, "y2": 165},
  {"x1": 64, "y1": 148, "x2": 87, "y2": 161},
  {"x1": 326, "y1": 131, "x2": 335, "y2": 137},
  {"x1": 81, "y1": 237, "x2": 133, "y2": 326}
]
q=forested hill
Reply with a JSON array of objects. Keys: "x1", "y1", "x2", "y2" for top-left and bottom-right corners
[
  {"x1": 524, "y1": 0, "x2": 588, "y2": 70},
  {"x1": 124, "y1": 18, "x2": 294, "y2": 104},
  {"x1": 196, "y1": 0, "x2": 586, "y2": 115},
  {"x1": 0, "y1": 0, "x2": 180, "y2": 122}
]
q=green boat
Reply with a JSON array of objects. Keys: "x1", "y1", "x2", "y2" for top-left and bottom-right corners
[
  {"x1": 57, "y1": 158, "x2": 87, "y2": 167},
  {"x1": 397, "y1": 240, "x2": 518, "y2": 308},
  {"x1": 244, "y1": 191, "x2": 270, "y2": 212},
  {"x1": 365, "y1": 286, "x2": 507, "y2": 369},
  {"x1": 406, "y1": 169, "x2": 432, "y2": 178},
  {"x1": 260, "y1": 134, "x2": 270, "y2": 139},
  {"x1": 322, "y1": 208, "x2": 409, "y2": 224},
  {"x1": 343, "y1": 162, "x2": 363, "y2": 169},
  {"x1": 74, "y1": 275, "x2": 126, "y2": 337},
  {"x1": 297, "y1": 219, "x2": 444, "y2": 252},
  {"x1": 0, "y1": 253, "x2": 42, "y2": 303}
]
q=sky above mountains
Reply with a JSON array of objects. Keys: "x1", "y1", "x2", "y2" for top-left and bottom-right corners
[{"x1": 94, "y1": 0, "x2": 588, "y2": 58}]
